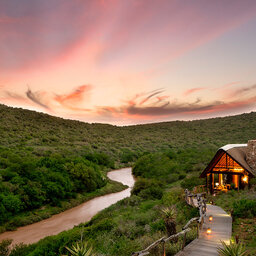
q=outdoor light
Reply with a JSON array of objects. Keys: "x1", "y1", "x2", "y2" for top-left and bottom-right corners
[
  {"x1": 207, "y1": 228, "x2": 212, "y2": 235},
  {"x1": 215, "y1": 182, "x2": 219, "y2": 186},
  {"x1": 242, "y1": 175, "x2": 248, "y2": 183},
  {"x1": 209, "y1": 215, "x2": 213, "y2": 222}
]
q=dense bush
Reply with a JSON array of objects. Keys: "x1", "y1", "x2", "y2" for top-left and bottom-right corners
[
  {"x1": 131, "y1": 178, "x2": 163, "y2": 200},
  {"x1": 0, "y1": 152, "x2": 107, "y2": 225},
  {"x1": 133, "y1": 153, "x2": 179, "y2": 179},
  {"x1": 232, "y1": 199, "x2": 256, "y2": 218},
  {"x1": 180, "y1": 176, "x2": 204, "y2": 190}
]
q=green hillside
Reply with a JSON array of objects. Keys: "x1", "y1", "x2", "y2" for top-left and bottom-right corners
[
  {"x1": 1, "y1": 103, "x2": 256, "y2": 162},
  {"x1": 0, "y1": 104, "x2": 256, "y2": 255}
]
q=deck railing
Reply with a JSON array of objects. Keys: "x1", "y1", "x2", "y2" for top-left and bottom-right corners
[{"x1": 131, "y1": 190, "x2": 207, "y2": 256}]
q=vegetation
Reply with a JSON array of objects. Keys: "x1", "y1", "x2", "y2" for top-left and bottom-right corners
[
  {"x1": 1, "y1": 104, "x2": 256, "y2": 165},
  {"x1": 0, "y1": 104, "x2": 256, "y2": 255},
  {"x1": 217, "y1": 241, "x2": 249, "y2": 256},
  {"x1": 64, "y1": 240, "x2": 96, "y2": 256},
  {"x1": 3, "y1": 151, "x2": 200, "y2": 256},
  {"x1": 0, "y1": 149, "x2": 127, "y2": 232},
  {"x1": 162, "y1": 207, "x2": 177, "y2": 237}
]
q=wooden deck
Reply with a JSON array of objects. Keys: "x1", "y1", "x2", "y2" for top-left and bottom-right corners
[{"x1": 175, "y1": 200, "x2": 232, "y2": 256}]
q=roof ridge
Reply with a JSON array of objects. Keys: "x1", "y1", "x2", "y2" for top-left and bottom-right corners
[{"x1": 220, "y1": 144, "x2": 247, "y2": 151}]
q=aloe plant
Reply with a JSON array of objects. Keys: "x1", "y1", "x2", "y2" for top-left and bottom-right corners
[
  {"x1": 162, "y1": 207, "x2": 177, "y2": 238},
  {"x1": 217, "y1": 241, "x2": 249, "y2": 256},
  {"x1": 65, "y1": 241, "x2": 96, "y2": 256}
]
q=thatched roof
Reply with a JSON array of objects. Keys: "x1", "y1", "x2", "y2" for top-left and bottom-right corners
[{"x1": 200, "y1": 144, "x2": 256, "y2": 178}]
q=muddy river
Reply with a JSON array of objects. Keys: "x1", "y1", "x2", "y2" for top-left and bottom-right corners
[{"x1": 0, "y1": 167, "x2": 134, "y2": 245}]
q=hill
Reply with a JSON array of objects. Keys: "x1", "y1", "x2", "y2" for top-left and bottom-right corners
[
  {"x1": 1, "y1": 103, "x2": 256, "y2": 164},
  {"x1": 0, "y1": 104, "x2": 256, "y2": 255}
]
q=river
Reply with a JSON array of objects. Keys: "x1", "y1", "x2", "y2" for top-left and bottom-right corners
[{"x1": 0, "y1": 167, "x2": 134, "y2": 245}]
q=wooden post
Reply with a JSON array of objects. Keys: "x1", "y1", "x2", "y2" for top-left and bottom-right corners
[
  {"x1": 210, "y1": 172, "x2": 213, "y2": 194},
  {"x1": 162, "y1": 241, "x2": 166, "y2": 256},
  {"x1": 182, "y1": 232, "x2": 187, "y2": 250},
  {"x1": 206, "y1": 176, "x2": 208, "y2": 194}
]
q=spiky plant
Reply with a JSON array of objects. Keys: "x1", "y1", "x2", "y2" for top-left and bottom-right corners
[
  {"x1": 162, "y1": 207, "x2": 177, "y2": 238},
  {"x1": 65, "y1": 241, "x2": 96, "y2": 256},
  {"x1": 217, "y1": 240, "x2": 249, "y2": 256}
]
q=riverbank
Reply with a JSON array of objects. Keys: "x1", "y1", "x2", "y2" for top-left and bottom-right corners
[
  {"x1": 0, "y1": 168, "x2": 133, "y2": 245},
  {"x1": 0, "y1": 178, "x2": 127, "y2": 234}
]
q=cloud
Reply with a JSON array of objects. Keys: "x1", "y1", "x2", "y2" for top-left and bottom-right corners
[
  {"x1": 54, "y1": 85, "x2": 92, "y2": 111},
  {"x1": 5, "y1": 91, "x2": 26, "y2": 100},
  {"x1": 2, "y1": 85, "x2": 92, "y2": 112},
  {"x1": 55, "y1": 85, "x2": 91, "y2": 104},
  {"x1": 218, "y1": 83, "x2": 256, "y2": 101},
  {"x1": 96, "y1": 85, "x2": 256, "y2": 120},
  {"x1": 0, "y1": 90, "x2": 29, "y2": 106},
  {"x1": 183, "y1": 87, "x2": 205, "y2": 96},
  {"x1": 232, "y1": 84, "x2": 256, "y2": 95},
  {"x1": 139, "y1": 89, "x2": 165, "y2": 105},
  {"x1": 2, "y1": 83, "x2": 256, "y2": 124},
  {"x1": 0, "y1": 15, "x2": 19, "y2": 23},
  {"x1": 98, "y1": 97, "x2": 256, "y2": 119},
  {"x1": 26, "y1": 88, "x2": 50, "y2": 109}
]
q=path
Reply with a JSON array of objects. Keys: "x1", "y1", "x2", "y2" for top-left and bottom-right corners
[
  {"x1": 176, "y1": 199, "x2": 232, "y2": 256},
  {"x1": 0, "y1": 167, "x2": 134, "y2": 245}
]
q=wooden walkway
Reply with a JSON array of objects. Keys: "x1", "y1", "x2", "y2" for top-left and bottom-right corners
[{"x1": 175, "y1": 199, "x2": 232, "y2": 256}]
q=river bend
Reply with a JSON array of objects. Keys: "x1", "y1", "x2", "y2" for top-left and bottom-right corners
[{"x1": 0, "y1": 167, "x2": 134, "y2": 245}]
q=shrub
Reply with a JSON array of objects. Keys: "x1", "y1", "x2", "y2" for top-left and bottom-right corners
[
  {"x1": 138, "y1": 186, "x2": 163, "y2": 200},
  {"x1": 161, "y1": 187, "x2": 184, "y2": 206},
  {"x1": 133, "y1": 153, "x2": 179, "y2": 179},
  {"x1": 178, "y1": 174, "x2": 186, "y2": 180},
  {"x1": 217, "y1": 240, "x2": 249, "y2": 256},
  {"x1": 9, "y1": 243, "x2": 31, "y2": 256},
  {"x1": 131, "y1": 178, "x2": 163, "y2": 200},
  {"x1": 1, "y1": 194, "x2": 23, "y2": 214},
  {"x1": 166, "y1": 173, "x2": 179, "y2": 183},
  {"x1": 232, "y1": 199, "x2": 256, "y2": 218},
  {"x1": 180, "y1": 176, "x2": 204, "y2": 190},
  {"x1": 0, "y1": 239, "x2": 12, "y2": 256},
  {"x1": 65, "y1": 240, "x2": 97, "y2": 256}
]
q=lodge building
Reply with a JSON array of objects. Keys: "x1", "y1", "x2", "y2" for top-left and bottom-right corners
[{"x1": 200, "y1": 140, "x2": 256, "y2": 194}]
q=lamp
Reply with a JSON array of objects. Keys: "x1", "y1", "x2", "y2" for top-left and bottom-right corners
[
  {"x1": 209, "y1": 215, "x2": 213, "y2": 222},
  {"x1": 207, "y1": 228, "x2": 212, "y2": 235},
  {"x1": 242, "y1": 175, "x2": 248, "y2": 183}
]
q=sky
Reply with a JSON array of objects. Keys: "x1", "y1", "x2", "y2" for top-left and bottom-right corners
[{"x1": 1, "y1": 0, "x2": 256, "y2": 125}]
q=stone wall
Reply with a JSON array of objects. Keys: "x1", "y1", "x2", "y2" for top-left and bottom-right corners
[{"x1": 246, "y1": 140, "x2": 256, "y2": 172}]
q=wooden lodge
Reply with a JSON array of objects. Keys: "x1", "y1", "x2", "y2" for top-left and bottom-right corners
[{"x1": 200, "y1": 140, "x2": 256, "y2": 194}]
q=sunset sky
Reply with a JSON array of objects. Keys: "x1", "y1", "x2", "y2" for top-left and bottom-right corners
[{"x1": 1, "y1": 0, "x2": 256, "y2": 125}]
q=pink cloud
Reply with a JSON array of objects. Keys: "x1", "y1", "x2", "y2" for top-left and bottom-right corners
[
  {"x1": 0, "y1": 15, "x2": 19, "y2": 23},
  {"x1": 94, "y1": 83, "x2": 256, "y2": 121},
  {"x1": 2, "y1": 83, "x2": 256, "y2": 124},
  {"x1": 184, "y1": 87, "x2": 205, "y2": 96},
  {"x1": 54, "y1": 85, "x2": 92, "y2": 112},
  {"x1": 55, "y1": 85, "x2": 91, "y2": 105}
]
